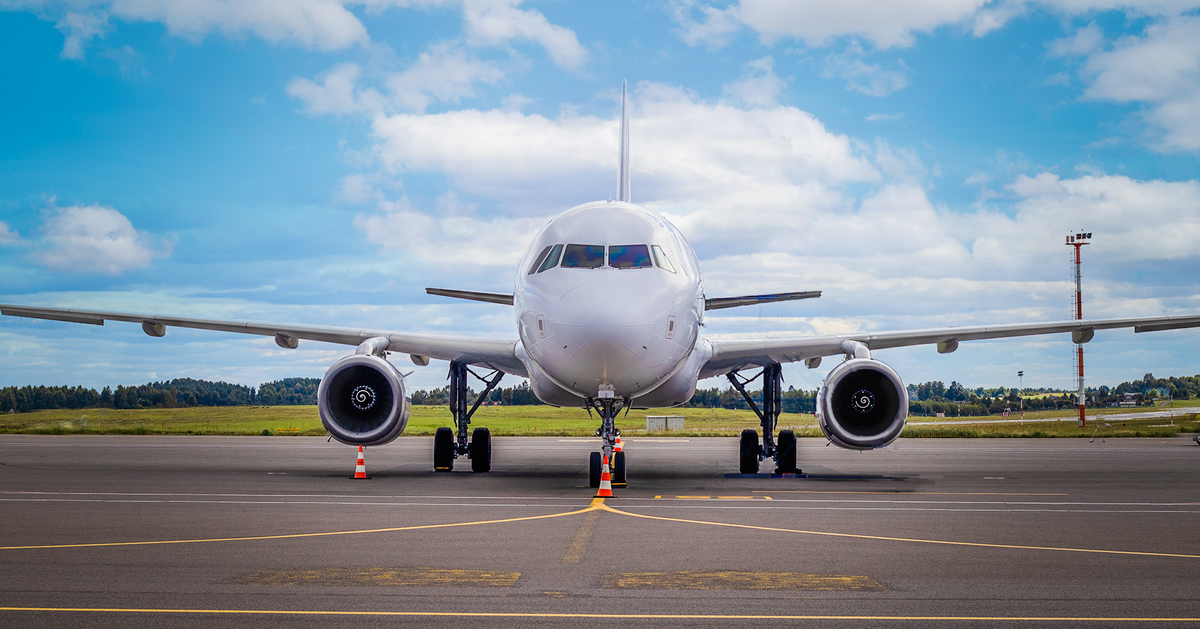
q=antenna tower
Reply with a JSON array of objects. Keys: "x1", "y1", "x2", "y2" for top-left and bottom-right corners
[{"x1": 1066, "y1": 231, "x2": 1092, "y2": 427}]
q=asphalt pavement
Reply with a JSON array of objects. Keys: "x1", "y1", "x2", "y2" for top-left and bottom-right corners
[{"x1": 2, "y1": 434, "x2": 1199, "y2": 627}]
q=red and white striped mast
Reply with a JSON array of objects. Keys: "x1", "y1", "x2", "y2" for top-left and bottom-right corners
[{"x1": 1066, "y1": 231, "x2": 1091, "y2": 427}]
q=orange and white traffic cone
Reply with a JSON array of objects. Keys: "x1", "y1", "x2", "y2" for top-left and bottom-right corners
[
  {"x1": 595, "y1": 454, "x2": 613, "y2": 498},
  {"x1": 351, "y1": 445, "x2": 370, "y2": 479},
  {"x1": 614, "y1": 436, "x2": 623, "y2": 453}
]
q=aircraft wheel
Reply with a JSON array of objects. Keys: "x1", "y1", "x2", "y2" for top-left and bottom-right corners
[
  {"x1": 589, "y1": 451, "x2": 601, "y2": 488},
  {"x1": 613, "y1": 451, "x2": 626, "y2": 485},
  {"x1": 776, "y1": 429, "x2": 797, "y2": 474},
  {"x1": 470, "y1": 427, "x2": 491, "y2": 473},
  {"x1": 434, "y1": 427, "x2": 455, "y2": 472},
  {"x1": 739, "y1": 429, "x2": 760, "y2": 474}
]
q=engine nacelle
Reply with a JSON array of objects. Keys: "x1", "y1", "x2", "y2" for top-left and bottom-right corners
[
  {"x1": 318, "y1": 354, "x2": 411, "y2": 447},
  {"x1": 816, "y1": 358, "x2": 908, "y2": 450}
]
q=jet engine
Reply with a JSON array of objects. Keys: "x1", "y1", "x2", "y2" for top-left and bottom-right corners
[
  {"x1": 318, "y1": 354, "x2": 410, "y2": 447},
  {"x1": 816, "y1": 358, "x2": 908, "y2": 450}
]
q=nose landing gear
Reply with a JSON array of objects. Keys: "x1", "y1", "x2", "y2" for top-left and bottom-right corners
[
  {"x1": 587, "y1": 388, "x2": 630, "y2": 489},
  {"x1": 729, "y1": 362, "x2": 798, "y2": 474},
  {"x1": 433, "y1": 361, "x2": 504, "y2": 472}
]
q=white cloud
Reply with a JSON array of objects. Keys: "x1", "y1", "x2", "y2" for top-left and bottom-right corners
[
  {"x1": 669, "y1": 0, "x2": 742, "y2": 48},
  {"x1": 287, "y1": 62, "x2": 371, "y2": 115},
  {"x1": 821, "y1": 45, "x2": 912, "y2": 96},
  {"x1": 1071, "y1": 15, "x2": 1200, "y2": 151},
  {"x1": 32, "y1": 204, "x2": 172, "y2": 275},
  {"x1": 866, "y1": 112, "x2": 905, "y2": 122},
  {"x1": 1049, "y1": 22, "x2": 1104, "y2": 56},
  {"x1": 107, "y1": 0, "x2": 368, "y2": 50},
  {"x1": 367, "y1": 82, "x2": 878, "y2": 211},
  {"x1": 670, "y1": 0, "x2": 987, "y2": 49},
  {"x1": 669, "y1": 0, "x2": 1200, "y2": 50},
  {"x1": 460, "y1": 0, "x2": 587, "y2": 70},
  {"x1": 100, "y1": 43, "x2": 148, "y2": 76},
  {"x1": 385, "y1": 42, "x2": 504, "y2": 113},
  {"x1": 0, "y1": 222, "x2": 19, "y2": 246},
  {"x1": 289, "y1": 45, "x2": 504, "y2": 116},
  {"x1": 722, "y1": 56, "x2": 786, "y2": 107},
  {"x1": 55, "y1": 11, "x2": 109, "y2": 59}
]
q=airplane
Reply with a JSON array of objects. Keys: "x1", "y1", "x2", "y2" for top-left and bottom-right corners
[{"x1": 4, "y1": 81, "x2": 1200, "y2": 488}]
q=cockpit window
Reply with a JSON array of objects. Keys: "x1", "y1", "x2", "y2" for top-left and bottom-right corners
[
  {"x1": 528, "y1": 246, "x2": 552, "y2": 275},
  {"x1": 608, "y1": 244, "x2": 652, "y2": 269},
  {"x1": 561, "y1": 244, "x2": 605, "y2": 269},
  {"x1": 536, "y1": 244, "x2": 563, "y2": 273},
  {"x1": 651, "y1": 245, "x2": 677, "y2": 274}
]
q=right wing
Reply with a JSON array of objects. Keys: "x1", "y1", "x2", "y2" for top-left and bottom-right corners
[
  {"x1": 0, "y1": 304, "x2": 527, "y2": 376},
  {"x1": 702, "y1": 314, "x2": 1200, "y2": 377}
]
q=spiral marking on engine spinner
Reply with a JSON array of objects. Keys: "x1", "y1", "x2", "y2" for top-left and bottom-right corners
[
  {"x1": 851, "y1": 389, "x2": 876, "y2": 413},
  {"x1": 351, "y1": 385, "x2": 376, "y2": 410}
]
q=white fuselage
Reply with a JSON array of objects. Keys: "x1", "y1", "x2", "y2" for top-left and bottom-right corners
[{"x1": 513, "y1": 201, "x2": 711, "y2": 408}]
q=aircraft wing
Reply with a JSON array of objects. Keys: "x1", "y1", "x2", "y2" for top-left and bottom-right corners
[
  {"x1": 701, "y1": 314, "x2": 1200, "y2": 377},
  {"x1": 0, "y1": 304, "x2": 526, "y2": 376}
]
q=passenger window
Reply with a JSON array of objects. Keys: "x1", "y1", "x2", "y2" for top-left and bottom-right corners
[
  {"x1": 537, "y1": 244, "x2": 563, "y2": 273},
  {"x1": 608, "y1": 244, "x2": 652, "y2": 269},
  {"x1": 528, "y1": 246, "x2": 552, "y2": 275},
  {"x1": 651, "y1": 245, "x2": 677, "y2": 274},
  {"x1": 561, "y1": 244, "x2": 605, "y2": 269}
]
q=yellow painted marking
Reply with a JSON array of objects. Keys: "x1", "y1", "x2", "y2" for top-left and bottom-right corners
[
  {"x1": 0, "y1": 503, "x2": 602, "y2": 551},
  {"x1": 562, "y1": 509, "x2": 601, "y2": 564},
  {"x1": 597, "y1": 503, "x2": 1200, "y2": 559},
  {"x1": 603, "y1": 570, "x2": 884, "y2": 591},
  {"x1": 233, "y1": 567, "x2": 519, "y2": 587},
  {"x1": 754, "y1": 491, "x2": 1069, "y2": 496},
  {"x1": 2, "y1": 608, "x2": 1200, "y2": 621}
]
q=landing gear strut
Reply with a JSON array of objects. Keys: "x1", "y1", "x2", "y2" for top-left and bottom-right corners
[
  {"x1": 728, "y1": 362, "x2": 798, "y2": 474},
  {"x1": 433, "y1": 361, "x2": 504, "y2": 472},
  {"x1": 587, "y1": 388, "x2": 629, "y2": 488}
]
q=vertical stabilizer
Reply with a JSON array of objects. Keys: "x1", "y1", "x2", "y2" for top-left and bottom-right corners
[{"x1": 617, "y1": 80, "x2": 631, "y2": 202}]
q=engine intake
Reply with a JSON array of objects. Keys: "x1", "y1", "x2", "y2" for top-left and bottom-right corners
[
  {"x1": 817, "y1": 358, "x2": 908, "y2": 450},
  {"x1": 318, "y1": 354, "x2": 410, "y2": 446}
]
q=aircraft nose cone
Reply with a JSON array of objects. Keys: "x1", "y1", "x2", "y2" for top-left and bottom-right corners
[{"x1": 555, "y1": 282, "x2": 654, "y2": 394}]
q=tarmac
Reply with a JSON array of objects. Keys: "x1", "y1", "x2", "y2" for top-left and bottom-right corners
[{"x1": 2, "y1": 434, "x2": 1200, "y2": 627}]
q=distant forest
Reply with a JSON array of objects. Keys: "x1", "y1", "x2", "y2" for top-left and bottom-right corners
[{"x1": 2, "y1": 373, "x2": 1198, "y2": 416}]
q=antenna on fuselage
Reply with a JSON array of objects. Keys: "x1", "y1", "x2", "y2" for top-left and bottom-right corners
[{"x1": 617, "y1": 79, "x2": 631, "y2": 203}]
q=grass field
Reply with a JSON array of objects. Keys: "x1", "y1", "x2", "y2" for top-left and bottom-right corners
[{"x1": 1, "y1": 404, "x2": 1197, "y2": 439}]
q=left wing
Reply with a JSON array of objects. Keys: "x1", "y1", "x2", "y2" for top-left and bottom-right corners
[
  {"x1": 0, "y1": 304, "x2": 527, "y2": 376},
  {"x1": 702, "y1": 314, "x2": 1200, "y2": 377}
]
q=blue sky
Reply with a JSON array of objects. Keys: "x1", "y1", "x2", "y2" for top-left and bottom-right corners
[{"x1": 1, "y1": 0, "x2": 1198, "y2": 395}]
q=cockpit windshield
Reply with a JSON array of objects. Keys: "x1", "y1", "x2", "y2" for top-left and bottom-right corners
[
  {"x1": 608, "y1": 244, "x2": 652, "y2": 269},
  {"x1": 561, "y1": 244, "x2": 605, "y2": 269}
]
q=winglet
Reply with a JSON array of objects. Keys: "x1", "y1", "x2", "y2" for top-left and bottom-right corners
[{"x1": 617, "y1": 79, "x2": 631, "y2": 202}]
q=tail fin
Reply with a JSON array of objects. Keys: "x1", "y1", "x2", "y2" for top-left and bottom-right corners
[{"x1": 617, "y1": 80, "x2": 631, "y2": 202}]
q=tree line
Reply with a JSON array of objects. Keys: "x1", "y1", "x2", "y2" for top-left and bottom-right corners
[{"x1": 3, "y1": 373, "x2": 1197, "y2": 414}]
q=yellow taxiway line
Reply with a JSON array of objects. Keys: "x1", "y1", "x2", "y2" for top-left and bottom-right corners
[{"x1": 4, "y1": 495, "x2": 1197, "y2": 560}]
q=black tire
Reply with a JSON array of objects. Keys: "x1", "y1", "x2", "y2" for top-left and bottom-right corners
[
  {"x1": 739, "y1": 429, "x2": 760, "y2": 474},
  {"x1": 589, "y1": 451, "x2": 601, "y2": 488},
  {"x1": 613, "y1": 451, "x2": 626, "y2": 485},
  {"x1": 470, "y1": 427, "x2": 491, "y2": 473},
  {"x1": 776, "y1": 429, "x2": 797, "y2": 474},
  {"x1": 433, "y1": 427, "x2": 454, "y2": 472}
]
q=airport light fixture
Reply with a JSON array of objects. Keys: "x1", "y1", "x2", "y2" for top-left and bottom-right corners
[
  {"x1": 1017, "y1": 370, "x2": 1024, "y2": 420},
  {"x1": 1065, "y1": 232, "x2": 1091, "y2": 427}
]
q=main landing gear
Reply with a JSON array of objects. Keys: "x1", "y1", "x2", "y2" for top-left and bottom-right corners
[
  {"x1": 587, "y1": 387, "x2": 628, "y2": 489},
  {"x1": 728, "y1": 362, "x2": 799, "y2": 475},
  {"x1": 433, "y1": 361, "x2": 504, "y2": 473}
]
